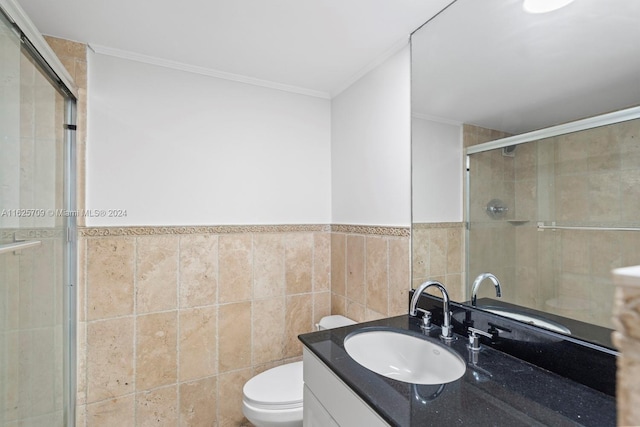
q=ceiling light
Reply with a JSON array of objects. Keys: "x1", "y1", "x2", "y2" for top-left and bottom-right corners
[{"x1": 523, "y1": 0, "x2": 575, "y2": 14}]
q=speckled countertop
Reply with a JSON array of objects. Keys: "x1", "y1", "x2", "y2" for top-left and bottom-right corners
[{"x1": 299, "y1": 315, "x2": 616, "y2": 427}]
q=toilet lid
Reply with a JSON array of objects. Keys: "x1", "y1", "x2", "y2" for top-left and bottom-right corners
[{"x1": 243, "y1": 361, "x2": 303, "y2": 409}]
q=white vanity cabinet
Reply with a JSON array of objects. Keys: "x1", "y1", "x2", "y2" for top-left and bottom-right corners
[{"x1": 302, "y1": 348, "x2": 390, "y2": 427}]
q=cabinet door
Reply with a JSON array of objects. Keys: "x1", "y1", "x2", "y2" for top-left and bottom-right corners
[
  {"x1": 303, "y1": 385, "x2": 339, "y2": 427},
  {"x1": 303, "y1": 349, "x2": 389, "y2": 427}
]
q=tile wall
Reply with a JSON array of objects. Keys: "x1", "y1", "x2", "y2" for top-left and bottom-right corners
[
  {"x1": 410, "y1": 223, "x2": 466, "y2": 301},
  {"x1": 46, "y1": 37, "x2": 416, "y2": 427},
  {"x1": 465, "y1": 119, "x2": 640, "y2": 327},
  {"x1": 329, "y1": 225, "x2": 411, "y2": 322},
  {"x1": 76, "y1": 226, "x2": 339, "y2": 426}
]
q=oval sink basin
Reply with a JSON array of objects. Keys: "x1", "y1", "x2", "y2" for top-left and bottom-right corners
[
  {"x1": 344, "y1": 329, "x2": 466, "y2": 385},
  {"x1": 483, "y1": 307, "x2": 571, "y2": 335}
]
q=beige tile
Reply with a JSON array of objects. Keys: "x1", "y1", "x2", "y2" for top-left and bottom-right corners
[
  {"x1": 588, "y1": 172, "x2": 621, "y2": 222},
  {"x1": 218, "y1": 369, "x2": 252, "y2": 427},
  {"x1": 179, "y1": 235, "x2": 218, "y2": 308},
  {"x1": 86, "y1": 237, "x2": 134, "y2": 321},
  {"x1": 136, "y1": 311, "x2": 178, "y2": 390},
  {"x1": 179, "y1": 306, "x2": 217, "y2": 382},
  {"x1": 621, "y1": 170, "x2": 640, "y2": 222},
  {"x1": 179, "y1": 377, "x2": 217, "y2": 427},
  {"x1": 253, "y1": 233, "x2": 284, "y2": 299},
  {"x1": 76, "y1": 403, "x2": 86, "y2": 427},
  {"x1": 446, "y1": 227, "x2": 464, "y2": 275},
  {"x1": 346, "y1": 300, "x2": 365, "y2": 323},
  {"x1": 587, "y1": 126, "x2": 620, "y2": 172},
  {"x1": 555, "y1": 175, "x2": 589, "y2": 222},
  {"x1": 136, "y1": 386, "x2": 178, "y2": 427},
  {"x1": 252, "y1": 297, "x2": 285, "y2": 365},
  {"x1": 330, "y1": 234, "x2": 346, "y2": 296},
  {"x1": 136, "y1": 235, "x2": 179, "y2": 314},
  {"x1": 411, "y1": 229, "x2": 430, "y2": 279},
  {"x1": 285, "y1": 233, "x2": 313, "y2": 295},
  {"x1": 346, "y1": 235, "x2": 365, "y2": 304},
  {"x1": 86, "y1": 317, "x2": 134, "y2": 403},
  {"x1": 588, "y1": 232, "x2": 622, "y2": 279},
  {"x1": 365, "y1": 236, "x2": 388, "y2": 315},
  {"x1": 218, "y1": 302, "x2": 252, "y2": 372},
  {"x1": 86, "y1": 395, "x2": 135, "y2": 427},
  {"x1": 313, "y1": 232, "x2": 331, "y2": 292},
  {"x1": 389, "y1": 237, "x2": 410, "y2": 316},
  {"x1": 76, "y1": 321, "x2": 87, "y2": 405},
  {"x1": 312, "y1": 291, "x2": 331, "y2": 327},
  {"x1": 45, "y1": 36, "x2": 87, "y2": 59},
  {"x1": 77, "y1": 237, "x2": 87, "y2": 322},
  {"x1": 429, "y1": 229, "x2": 448, "y2": 277},
  {"x1": 218, "y1": 234, "x2": 253, "y2": 303},
  {"x1": 331, "y1": 293, "x2": 346, "y2": 317},
  {"x1": 284, "y1": 294, "x2": 312, "y2": 358}
]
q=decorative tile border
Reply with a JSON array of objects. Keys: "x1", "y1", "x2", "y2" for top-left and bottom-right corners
[
  {"x1": 78, "y1": 224, "x2": 412, "y2": 238},
  {"x1": 79, "y1": 224, "x2": 331, "y2": 237},
  {"x1": 330, "y1": 224, "x2": 410, "y2": 237}
]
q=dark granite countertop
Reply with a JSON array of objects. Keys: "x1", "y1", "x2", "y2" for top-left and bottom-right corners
[{"x1": 299, "y1": 315, "x2": 616, "y2": 427}]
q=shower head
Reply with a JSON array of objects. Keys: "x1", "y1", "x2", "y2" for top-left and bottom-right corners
[{"x1": 502, "y1": 145, "x2": 516, "y2": 157}]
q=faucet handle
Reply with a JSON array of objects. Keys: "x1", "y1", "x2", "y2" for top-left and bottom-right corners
[
  {"x1": 416, "y1": 308, "x2": 433, "y2": 330},
  {"x1": 467, "y1": 327, "x2": 492, "y2": 351}
]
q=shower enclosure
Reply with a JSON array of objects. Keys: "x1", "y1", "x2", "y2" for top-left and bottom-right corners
[
  {"x1": 466, "y1": 108, "x2": 640, "y2": 347},
  {"x1": 0, "y1": 1, "x2": 77, "y2": 425}
]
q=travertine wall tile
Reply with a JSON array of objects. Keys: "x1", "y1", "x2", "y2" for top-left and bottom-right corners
[
  {"x1": 389, "y1": 238, "x2": 410, "y2": 316},
  {"x1": 86, "y1": 317, "x2": 134, "y2": 403},
  {"x1": 365, "y1": 236, "x2": 389, "y2": 315},
  {"x1": 253, "y1": 234, "x2": 285, "y2": 299},
  {"x1": 346, "y1": 235, "x2": 365, "y2": 304},
  {"x1": 331, "y1": 233, "x2": 346, "y2": 296},
  {"x1": 179, "y1": 306, "x2": 217, "y2": 381},
  {"x1": 179, "y1": 235, "x2": 217, "y2": 308},
  {"x1": 218, "y1": 368, "x2": 252, "y2": 427},
  {"x1": 136, "y1": 235, "x2": 179, "y2": 314},
  {"x1": 218, "y1": 301, "x2": 252, "y2": 372},
  {"x1": 284, "y1": 294, "x2": 312, "y2": 358},
  {"x1": 135, "y1": 386, "x2": 178, "y2": 427},
  {"x1": 252, "y1": 297, "x2": 285, "y2": 365},
  {"x1": 218, "y1": 234, "x2": 253, "y2": 303},
  {"x1": 285, "y1": 233, "x2": 313, "y2": 295},
  {"x1": 86, "y1": 238, "x2": 135, "y2": 321},
  {"x1": 135, "y1": 311, "x2": 177, "y2": 390},
  {"x1": 313, "y1": 233, "x2": 331, "y2": 292},
  {"x1": 179, "y1": 377, "x2": 217, "y2": 427},
  {"x1": 86, "y1": 396, "x2": 134, "y2": 427}
]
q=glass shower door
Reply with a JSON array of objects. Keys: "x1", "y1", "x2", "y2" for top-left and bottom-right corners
[{"x1": 1, "y1": 10, "x2": 73, "y2": 426}]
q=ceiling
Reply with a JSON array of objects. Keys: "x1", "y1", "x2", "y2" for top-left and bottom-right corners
[
  {"x1": 15, "y1": 0, "x2": 453, "y2": 98},
  {"x1": 412, "y1": 0, "x2": 640, "y2": 134}
]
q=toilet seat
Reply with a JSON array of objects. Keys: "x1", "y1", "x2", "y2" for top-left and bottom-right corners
[{"x1": 243, "y1": 361, "x2": 303, "y2": 410}]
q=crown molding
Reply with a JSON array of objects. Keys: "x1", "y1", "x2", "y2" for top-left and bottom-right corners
[{"x1": 89, "y1": 44, "x2": 331, "y2": 100}]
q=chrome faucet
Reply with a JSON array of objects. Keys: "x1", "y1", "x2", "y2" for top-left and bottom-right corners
[
  {"x1": 409, "y1": 280, "x2": 454, "y2": 341},
  {"x1": 471, "y1": 273, "x2": 502, "y2": 307}
]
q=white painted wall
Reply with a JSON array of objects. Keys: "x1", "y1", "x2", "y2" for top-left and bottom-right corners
[
  {"x1": 87, "y1": 51, "x2": 331, "y2": 226},
  {"x1": 411, "y1": 116, "x2": 463, "y2": 222},
  {"x1": 330, "y1": 45, "x2": 411, "y2": 226}
]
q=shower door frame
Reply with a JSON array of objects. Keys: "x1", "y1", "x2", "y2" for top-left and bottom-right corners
[{"x1": 0, "y1": 0, "x2": 78, "y2": 425}]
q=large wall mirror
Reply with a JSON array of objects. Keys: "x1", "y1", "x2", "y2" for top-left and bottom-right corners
[{"x1": 411, "y1": 0, "x2": 640, "y2": 348}]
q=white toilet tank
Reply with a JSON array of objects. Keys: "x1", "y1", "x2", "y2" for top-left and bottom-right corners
[
  {"x1": 316, "y1": 314, "x2": 356, "y2": 331},
  {"x1": 242, "y1": 315, "x2": 355, "y2": 427}
]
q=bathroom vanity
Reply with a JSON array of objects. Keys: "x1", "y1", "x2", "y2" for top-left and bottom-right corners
[{"x1": 299, "y1": 303, "x2": 616, "y2": 427}]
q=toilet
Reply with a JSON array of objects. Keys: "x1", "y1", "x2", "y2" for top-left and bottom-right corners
[{"x1": 241, "y1": 315, "x2": 356, "y2": 427}]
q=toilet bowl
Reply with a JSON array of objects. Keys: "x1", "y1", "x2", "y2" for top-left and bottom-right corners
[{"x1": 241, "y1": 315, "x2": 356, "y2": 427}]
